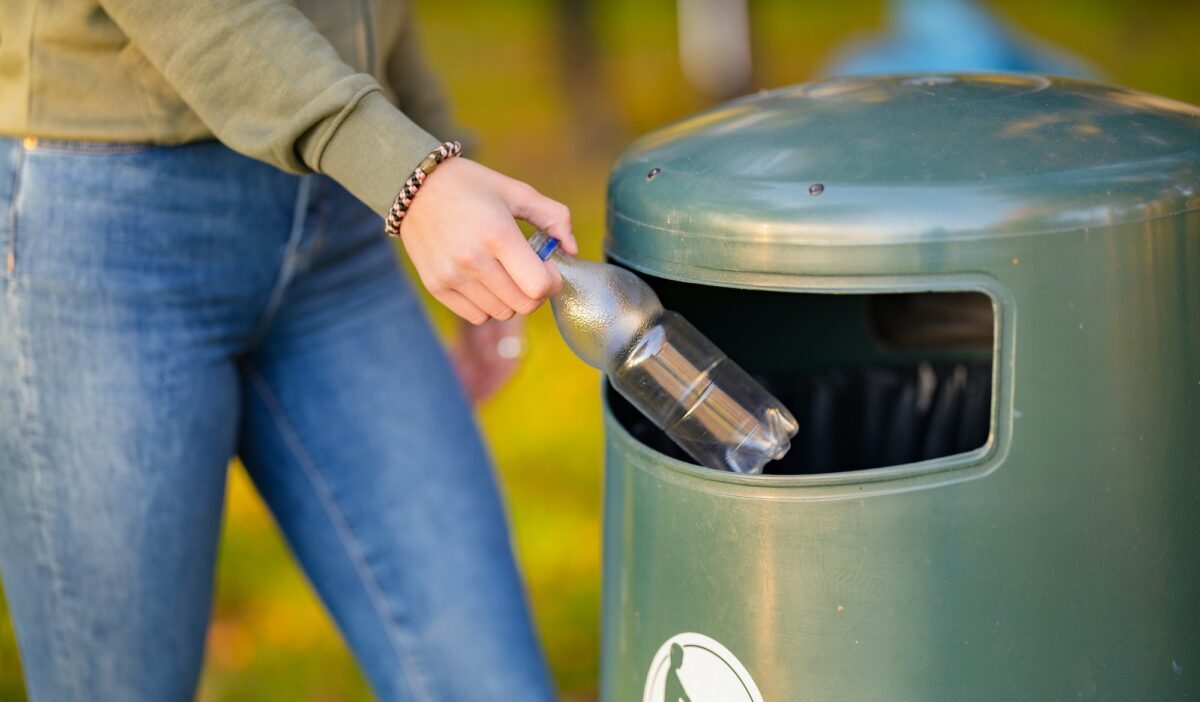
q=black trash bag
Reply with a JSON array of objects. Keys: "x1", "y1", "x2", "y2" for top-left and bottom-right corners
[{"x1": 609, "y1": 361, "x2": 991, "y2": 475}]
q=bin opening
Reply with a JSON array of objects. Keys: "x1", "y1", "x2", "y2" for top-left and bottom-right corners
[{"x1": 605, "y1": 271, "x2": 995, "y2": 475}]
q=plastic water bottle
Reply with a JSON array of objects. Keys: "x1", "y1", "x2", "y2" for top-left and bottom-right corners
[{"x1": 530, "y1": 231, "x2": 798, "y2": 474}]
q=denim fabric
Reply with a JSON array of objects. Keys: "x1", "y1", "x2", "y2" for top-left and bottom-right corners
[{"x1": 0, "y1": 137, "x2": 553, "y2": 701}]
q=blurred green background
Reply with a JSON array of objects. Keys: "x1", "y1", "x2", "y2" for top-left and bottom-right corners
[{"x1": 1, "y1": 0, "x2": 1197, "y2": 700}]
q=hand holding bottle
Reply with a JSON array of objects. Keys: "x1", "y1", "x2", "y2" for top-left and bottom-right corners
[{"x1": 400, "y1": 158, "x2": 577, "y2": 324}]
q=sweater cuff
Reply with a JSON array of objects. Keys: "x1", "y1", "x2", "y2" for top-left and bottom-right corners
[{"x1": 317, "y1": 90, "x2": 441, "y2": 217}]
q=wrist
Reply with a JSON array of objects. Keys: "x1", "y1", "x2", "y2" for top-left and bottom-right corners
[{"x1": 384, "y1": 140, "x2": 463, "y2": 238}]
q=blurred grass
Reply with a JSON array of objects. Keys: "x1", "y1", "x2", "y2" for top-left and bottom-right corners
[{"x1": 2, "y1": 1, "x2": 1198, "y2": 700}]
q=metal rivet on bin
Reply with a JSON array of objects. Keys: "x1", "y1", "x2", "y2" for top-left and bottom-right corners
[
  {"x1": 646, "y1": 168, "x2": 661, "y2": 181},
  {"x1": 809, "y1": 183, "x2": 825, "y2": 196}
]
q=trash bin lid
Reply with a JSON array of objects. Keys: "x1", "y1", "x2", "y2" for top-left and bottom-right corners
[{"x1": 606, "y1": 73, "x2": 1200, "y2": 282}]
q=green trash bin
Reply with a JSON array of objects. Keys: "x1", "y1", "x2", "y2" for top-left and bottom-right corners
[{"x1": 599, "y1": 74, "x2": 1200, "y2": 701}]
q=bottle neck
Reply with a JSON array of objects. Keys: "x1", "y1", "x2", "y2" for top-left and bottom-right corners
[{"x1": 528, "y1": 230, "x2": 561, "y2": 262}]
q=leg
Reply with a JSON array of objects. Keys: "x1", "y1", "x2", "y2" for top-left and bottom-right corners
[
  {"x1": 237, "y1": 178, "x2": 553, "y2": 701},
  {"x1": 0, "y1": 319, "x2": 236, "y2": 700},
  {"x1": 0, "y1": 139, "x2": 284, "y2": 699}
]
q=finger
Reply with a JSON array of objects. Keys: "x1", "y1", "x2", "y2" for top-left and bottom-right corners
[
  {"x1": 495, "y1": 235, "x2": 562, "y2": 300},
  {"x1": 457, "y1": 279, "x2": 516, "y2": 321},
  {"x1": 479, "y1": 259, "x2": 539, "y2": 315},
  {"x1": 439, "y1": 290, "x2": 488, "y2": 326},
  {"x1": 502, "y1": 181, "x2": 577, "y2": 255},
  {"x1": 545, "y1": 258, "x2": 563, "y2": 292}
]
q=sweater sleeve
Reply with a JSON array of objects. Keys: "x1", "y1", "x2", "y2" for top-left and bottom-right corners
[{"x1": 98, "y1": 0, "x2": 440, "y2": 216}]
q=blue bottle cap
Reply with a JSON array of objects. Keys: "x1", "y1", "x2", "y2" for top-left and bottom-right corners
[{"x1": 531, "y1": 231, "x2": 560, "y2": 261}]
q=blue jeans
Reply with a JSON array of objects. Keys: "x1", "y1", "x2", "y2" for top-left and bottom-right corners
[{"x1": 0, "y1": 137, "x2": 553, "y2": 701}]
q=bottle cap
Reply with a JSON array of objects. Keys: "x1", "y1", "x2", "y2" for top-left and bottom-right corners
[{"x1": 529, "y1": 231, "x2": 560, "y2": 261}]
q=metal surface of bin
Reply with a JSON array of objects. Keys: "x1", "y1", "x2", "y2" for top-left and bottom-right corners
[{"x1": 599, "y1": 74, "x2": 1200, "y2": 701}]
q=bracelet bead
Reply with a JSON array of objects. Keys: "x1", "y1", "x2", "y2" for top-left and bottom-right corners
[{"x1": 385, "y1": 140, "x2": 462, "y2": 238}]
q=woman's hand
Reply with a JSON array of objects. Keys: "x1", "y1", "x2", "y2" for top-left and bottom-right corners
[
  {"x1": 400, "y1": 158, "x2": 577, "y2": 324},
  {"x1": 451, "y1": 316, "x2": 526, "y2": 404}
]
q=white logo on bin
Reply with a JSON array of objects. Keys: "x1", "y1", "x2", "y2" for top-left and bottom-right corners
[{"x1": 643, "y1": 632, "x2": 764, "y2": 702}]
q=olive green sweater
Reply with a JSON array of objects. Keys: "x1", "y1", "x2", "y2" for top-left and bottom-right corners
[{"x1": 0, "y1": 0, "x2": 457, "y2": 216}]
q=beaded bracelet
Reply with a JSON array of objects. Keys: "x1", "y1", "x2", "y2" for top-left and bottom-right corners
[{"x1": 384, "y1": 140, "x2": 462, "y2": 238}]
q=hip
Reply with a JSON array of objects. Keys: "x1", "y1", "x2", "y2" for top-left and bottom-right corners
[{"x1": 0, "y1": 135, "x2": 398, "y2": 354}]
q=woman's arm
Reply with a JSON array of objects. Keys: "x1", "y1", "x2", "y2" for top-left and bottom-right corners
[{"x1": 99, "y1": 0, "x2": 575, "y2": 322}]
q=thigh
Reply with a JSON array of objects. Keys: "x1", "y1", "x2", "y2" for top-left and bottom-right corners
[
  {"x1": 0, "y1": 138, "x2": 255, "y2": 700},
  {"x1": 237, "y1": 181, "x2": 553, "y2": 702}
]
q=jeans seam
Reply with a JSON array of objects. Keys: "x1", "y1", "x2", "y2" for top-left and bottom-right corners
[
  {"x1": 244, "y1": 175, "x2": 313, "y2": 349},
  {"x1": 312, "y1": 177, "x2": 330, "y2": 255},
  {"x1": 245, "y1": 366, "x2": 436, "y2": 702},
  {"x1": 6, "y1": 174, "x2": 77, "y2": 693},
  {"x1": 5, "y1": 144, "x2": 24, "y2": 278},
  {"x1": 295, "y1": 177, "x2": 331, "y2": 269}
]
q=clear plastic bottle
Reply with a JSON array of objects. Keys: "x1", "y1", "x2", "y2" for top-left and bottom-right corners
[{"x1": 530, "y1": 231, "x2": 798, "y2": 474}]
